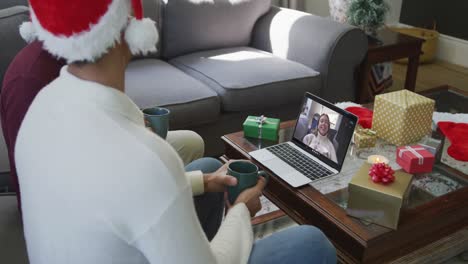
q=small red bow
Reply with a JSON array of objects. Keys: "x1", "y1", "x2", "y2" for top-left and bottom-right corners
[{"x1": 369, "y1": 163, "x2": 395, "y2": 184}]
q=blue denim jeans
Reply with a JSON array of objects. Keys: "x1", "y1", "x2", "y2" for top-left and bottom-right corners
[
  {"x1": 186, "y1": 158, "x2": 337, "y2": 263},
  {"x1": 248, "y1": 225, "x2": 337, "y2": 264},
  {"x1": 185, "y1": 158, "x2": 224, "y2": 241}
]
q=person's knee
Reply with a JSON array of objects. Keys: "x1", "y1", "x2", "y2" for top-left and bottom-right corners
[
  {"x1": 185, "y1": 157, "x2": 223, "y2": 173},
  {"x1": 291, "y1": 225, "x2": 337, "y2": 263},
  {"x1": 248, "y1": 225, "x2": 336, "y2": 264},
  {"x1": 294, "y1": 225, "x2": 325, "y2": 237},
  {"x1": 167, "y1": 130, "x2": 205, "y2": 164},
  {"x1": 184, "y1": 131, "x2": 205, "y2": 159},
  {"x1": 200, "y1": 157, "x2": 223, "y2": 173}
]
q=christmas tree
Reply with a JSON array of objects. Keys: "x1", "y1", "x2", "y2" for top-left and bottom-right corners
[{"x1": 347, "y1": 0, "x2": 389, "y2": 35}]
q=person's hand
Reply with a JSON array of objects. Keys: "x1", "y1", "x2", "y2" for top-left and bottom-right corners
[
  {"x1": 231, "y1": 176, "x2": 267, "y2": 217},
  {"x1": 144, "y1": 119, "x2": 155, "y2": 133},
  {"x1": 203, "y1": 161, "x2": 238, "y2": 192}
]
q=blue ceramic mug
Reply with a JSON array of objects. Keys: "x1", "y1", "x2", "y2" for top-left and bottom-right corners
[
  {"x1": 142, "y1": 107, "x2": 170, "y2": 139},
  {"x1": 227, "y1": 161, "x2": 269, "y2": 204}
]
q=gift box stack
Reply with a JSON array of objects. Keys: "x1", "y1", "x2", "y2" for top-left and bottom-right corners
[
  {"x1": 372, "y1": 90, "x2": 435, "y2": 146},
  {"x1": 243, "y1": 116, "x2": 280, "y2": 141},
  {"x1": 347, "y1": 163, "x2": 413, "y2": 230}
]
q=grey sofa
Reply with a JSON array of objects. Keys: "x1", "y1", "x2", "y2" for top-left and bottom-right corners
[
  {"x1": 0, "y1": 1, "x2": 367, "y2": 262},
  {"x1": 1, "y1": 0, "x2": 367, "y2": 159}
]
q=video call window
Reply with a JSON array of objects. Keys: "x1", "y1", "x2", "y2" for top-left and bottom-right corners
[{"x1": 293, "y1": 98, "x2": 354, "y2": 165}]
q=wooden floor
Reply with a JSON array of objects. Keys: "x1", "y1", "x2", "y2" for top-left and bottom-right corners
[{"x1": 388, "y1": 60, "x2": 468, "y2": 93}]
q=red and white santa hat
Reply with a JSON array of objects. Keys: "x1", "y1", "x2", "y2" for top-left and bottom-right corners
[{"x1": 19, "y1": 0, "x2": 159, "y2": 63}]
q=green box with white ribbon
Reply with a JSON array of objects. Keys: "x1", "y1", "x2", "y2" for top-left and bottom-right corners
[{"x1": 243, "y1": 116, "x2": 280, "y2": 141}]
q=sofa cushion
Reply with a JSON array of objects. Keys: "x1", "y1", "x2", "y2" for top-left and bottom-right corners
[
  {"x1": 0, "y1": 0, "x2": 27, "y2": 10},
  {"x1": 125, "y1": 59, "x2": 220, "y2": 129},
  {"x1": 170, "y1": 47, "x2": 321, "y2": 112},
  {"x1": 0, "y1": 6, "x2": 29, "y2": 89},
  {"x1": 132, "y1": 0, "x2": 162, "y2": 60},
  {"x1": 142, "y1": 0, "x2": 160, "y2": 23},
  {"x1": 161, "y1": 0, "x2": 271, "y2": 59}
]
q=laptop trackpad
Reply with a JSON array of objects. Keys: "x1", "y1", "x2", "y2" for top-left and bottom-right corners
[
  {"x1": 250, "y1": 149, "x2": 276, "y2": 162},
  {"x1": 263, "y1": 160, "x2": 311, "y2": 187},
  {"x1": 263, "y1": 159, "x2": 291, "y2": 174}
]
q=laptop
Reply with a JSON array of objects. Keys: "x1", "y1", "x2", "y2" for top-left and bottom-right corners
[{"x1": 249, "y1": 92, "x2": 358, "y2": 187}]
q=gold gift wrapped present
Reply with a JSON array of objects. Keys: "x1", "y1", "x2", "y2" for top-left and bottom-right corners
[
  {"x1": 372, "y1": 90, "x2": 435, "y2": 146},
  {"x1": 347, "y1": 163, "x2": 413, "y2": 230},
  {"x1": 354, "y1": 126, "x2": 377, "y2": 148}
]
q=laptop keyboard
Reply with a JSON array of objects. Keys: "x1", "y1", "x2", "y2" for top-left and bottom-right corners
[{"x1": 267, "y1": 143, "x2": 333, "y2": 180}]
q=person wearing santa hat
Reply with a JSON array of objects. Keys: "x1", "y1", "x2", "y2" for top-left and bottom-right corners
[{"x1": 14, "y1": 0, "x2": 337, "y2": 263}]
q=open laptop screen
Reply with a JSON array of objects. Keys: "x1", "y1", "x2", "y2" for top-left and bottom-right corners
[{"x1": 292, "y1": 93, "x2": 357, "y2": 171}]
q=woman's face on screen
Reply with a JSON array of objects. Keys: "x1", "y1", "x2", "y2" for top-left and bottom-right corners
[{"x1": 318, "y1": 115, "x2": 330, "y2": 136}]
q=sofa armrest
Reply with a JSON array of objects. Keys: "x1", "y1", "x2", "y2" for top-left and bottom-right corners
[
  {"x1": 0, "y1": 0, "x2": 28, "y2": 10},
  {"x1": 251, "y1": 6, "x2": 367, "y2": 103},
  {"x1": 0, "y1": 6, "x2": 29, "y2": 90}
]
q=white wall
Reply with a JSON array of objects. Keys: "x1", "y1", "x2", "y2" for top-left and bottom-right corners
[
  {"x1": 305, "y1": 0, "x2": 403, "y2": 25},
  {"x1": 271, "y1": 0, "x2": 281, "y2": 6},
  {"x1": 436, "y1": 34, "x2": 468, "y2": 68},
  {"x1": 305, "y1": 0, "x2": 330, "y2": 17},
  {"x1": 385, "y1": 0, "x2": 402, "y2": 25}
]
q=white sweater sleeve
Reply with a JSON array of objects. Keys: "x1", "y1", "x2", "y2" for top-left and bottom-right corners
[
  {"x1": 303, "y1": 133, "x2": 315, "y2": 145},
  {"x1": 210, "y1": 203, "x2": 253, "y2": 264},
  {"x1": 185, "y1": 170, "x2": 204, "y2": 196},
  {"x1": 132, "y1": 187, "x2": 253, "y2": 264}
]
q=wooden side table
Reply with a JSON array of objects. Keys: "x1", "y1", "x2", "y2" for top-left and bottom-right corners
[{"x1": 357, "y1": 29, "x2": 424, "y2": 103}]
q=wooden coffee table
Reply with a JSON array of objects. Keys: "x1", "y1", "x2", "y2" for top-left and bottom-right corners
[
  {"x1": 419, "y1": 85, "x2": 468, "y2": 113},
  {"x1": 222, "y1": 115, "x2": 467, "y2": 263}
]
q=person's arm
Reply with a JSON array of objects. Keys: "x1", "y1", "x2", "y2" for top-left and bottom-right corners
[
  {"x1": 209, "y1": 203, "x2": 253, "y2": 263},
  {"x1": 132, "y1": 188, "x2": 253, "y2": 264},
  {"x1": 208, "y1": 177, "x2": 267, "y2": 263},
  {"x1": 329, "y1": 142, "x2": 338, "y2": 163},
  {"x1": 119, "y1": 129, "x2": 253, "y2": 263},
  {"x1": 303, "y1": 133, "x2": 316, "y2": 146}
]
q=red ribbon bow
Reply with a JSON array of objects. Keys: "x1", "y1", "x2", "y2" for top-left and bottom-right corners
[{"x1": 369, "y1": 163, "x2": 395, "y2": 185}]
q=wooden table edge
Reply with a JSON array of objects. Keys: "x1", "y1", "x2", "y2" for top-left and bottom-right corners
[{"x1": 221, "y1": 135, "x2": 371, "y2": 242}]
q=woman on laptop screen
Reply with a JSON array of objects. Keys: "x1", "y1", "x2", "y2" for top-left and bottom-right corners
[{"x1": 302, "y1": 114, "x2": 338, "y2": 163}]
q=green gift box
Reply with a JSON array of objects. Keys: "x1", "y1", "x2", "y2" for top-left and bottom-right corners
[
  {"x1": 243, "y1": 116, "x2": 280, "y2": 141},
  {"x1": 354, "y1": 126, "x2": 377, "y2": 148}
]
